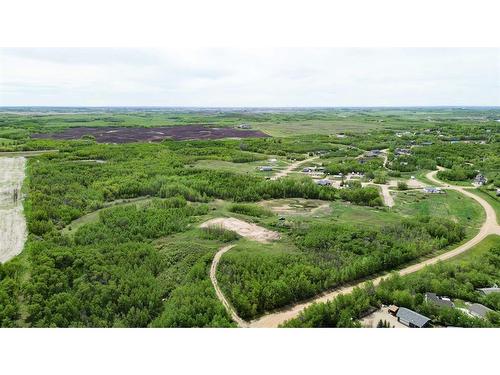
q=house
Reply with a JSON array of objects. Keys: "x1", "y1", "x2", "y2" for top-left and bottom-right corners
[
  {"x1": 396, "y1": 307, "x2": 431, "y2": 328},
  {"x1": 237, "y1": 124, "x2": 251, "y2": 129},
  {"x1": 473, "y1": 174, "x2": 487, "y2": 186},
  {"x1": 425, "y1": 293, "x2": 454, "y2": 308},
  {"x1": 395, "y1": 148, "x2": 411, "y2": 156},
  {"x1": 365, "y1": 150, "x2": 381, "y2": 158},
  {"x1": 302, "y1": 167, "x2": 314, "y2": 173},
  {"x1": 467, "y1": 303, "x2": 493, "y2": 319},
  {"x1": 388, "y1": 305, "x2": 399, "y2": 316},
  {"x1": 259, "y1": 166, "x2": 273, "y2": 172},
  {"x1": 423, "y1": 187, "x2": 443, "y2": 194},
  {"x1": 477, "y1": 287, "x2": 500, "y2": 296},
  {"x1": 315, "y1": 179, "x2": 332, "y2": 186}
]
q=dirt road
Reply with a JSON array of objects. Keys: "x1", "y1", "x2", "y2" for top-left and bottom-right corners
[
  {"x1": 210, "y1": 244, "x2": 250, "y2": 327},
  {"x1": 0, "y1": 157, "x2": 27, "y2": 263},
  {"x1": 212, "y1": 169, "x2": 500, "y2": 327},
  {"x1": 205, "y1": 218, "x2": 280, "y2": 324},
  {"x1": 379, "y1": 185, "x2": 394, "y2": 207},
  {"x1": 271, "y1": 156, "x2": 319, "y2": 180}
]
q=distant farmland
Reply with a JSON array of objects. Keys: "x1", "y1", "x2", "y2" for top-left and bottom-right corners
[{"x1": 31, "y1": 125, "x2": 270, "y2": 143}]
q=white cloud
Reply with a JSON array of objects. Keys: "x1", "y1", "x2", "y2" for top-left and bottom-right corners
[{"x1": 0, "y1": 48, "x2": 498, "y2": 106}]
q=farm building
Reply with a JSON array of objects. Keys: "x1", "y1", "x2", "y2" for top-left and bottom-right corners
[
  {"x1": 425, "y1": 293, "x2": 454, "y2": 308},
  {"x1": 259, "y1": 166, "x2": 273, "y2": 172},
  {"x1": 423, "y1": 187, "x2": 443, "y2": 194},
  {"x1": 477, "y1": 287, "x2": 500, "y2": 296},
  {"x1": 396, "y1": 307, "x2": 431, "y2": 328},
  {"x1": 467, "y1": 303, "x2": 493, "y2": 319}
]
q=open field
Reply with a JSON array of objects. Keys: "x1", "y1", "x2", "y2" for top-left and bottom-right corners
[{"x1": 31, "y1": 125, "x2": 270, "y2": 143}]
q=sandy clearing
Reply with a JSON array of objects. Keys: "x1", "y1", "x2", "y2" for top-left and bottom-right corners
[
  {"x1": 216, "y1": 169, "x2": 500, "y2": 328},
  {"x1": 0, "y1": 157, "x2": 27, "y2": 263},
  {"x1": 200, "y1": 217, "x2": 280, "y2": 243},
  {"x1": 271, "y1": 156, "x2": 319, "y2": 180},
  {"x1": 379, "y1": 185, "x2": 394, "y2": 207}
]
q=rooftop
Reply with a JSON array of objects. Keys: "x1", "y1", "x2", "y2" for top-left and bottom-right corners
[{"x1": 396, "y1": 307, "x2": 431, "y2": 328}]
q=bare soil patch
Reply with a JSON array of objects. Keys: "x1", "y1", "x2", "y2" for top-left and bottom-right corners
[
  {"x1": 200, "y1": 217, "x2": 280, "y2": 243},
  {"x1": 0, "y1": 157, "x2": 27, "y2": 263},
  {"x1": 32, "y1": 125, "x2": 269, "y2": 143}
]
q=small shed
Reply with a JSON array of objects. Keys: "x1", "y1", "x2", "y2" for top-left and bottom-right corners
[
  {"x1": 388, "y1": 305, "x2": 399, "y2": 316},
  {"x1": 396, "y1": 307, "x2": 431, "y2": 328},
  {"x1": 315, "y1": 179, "x2": 332, "y2": 186},
  {"x1": 259, "y1": 166, "x2": 273, "y2": 172}
]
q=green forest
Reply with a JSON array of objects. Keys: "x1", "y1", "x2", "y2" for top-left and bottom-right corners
[{"x1": 0, "y1": 108, "x2": 499, "y2": 327}]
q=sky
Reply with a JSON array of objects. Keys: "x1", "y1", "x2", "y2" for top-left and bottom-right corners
[{"x1": 0, "y1": 48, "x2": 499, "y2": 107}]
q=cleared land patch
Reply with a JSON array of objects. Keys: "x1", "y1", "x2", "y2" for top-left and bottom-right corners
[
  {"x1": 0, "y1": 157, "x2": 27, "y2": 263},
  {"x1": 31, "y1": 125, "x2": 270, "y2": 143},
  {"x1": 200, "y1": 217, "x2": 280, "y2": 243}
]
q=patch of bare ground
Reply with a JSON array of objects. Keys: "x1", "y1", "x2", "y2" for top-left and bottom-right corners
[
  {"x1": 200, "y1": 217, "x2": 280, "y2": 243},
  {"x1": 0, "y1": 157, "x2": 27, "y2": 263}
]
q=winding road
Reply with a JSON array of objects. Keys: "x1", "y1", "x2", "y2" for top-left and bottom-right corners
[{"x1": 210, "y1": 167, "x2": 500, "y2": 327}]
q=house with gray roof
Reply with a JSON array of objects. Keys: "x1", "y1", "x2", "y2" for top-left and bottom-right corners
[
  {"x1": 468, "y1": 303, "x2": 493, "y2": 319},
  {"x1": 396, "y1": 307, "x2": 431, "y2": 328},
  {"x1": 425, "y1": 292, "x2": 454, "y2": 308},
  {"x1": 477, "y1": 287, "x2": 500, "y2": 296}
]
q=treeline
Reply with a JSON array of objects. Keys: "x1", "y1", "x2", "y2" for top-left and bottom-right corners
[
  {"x1": 0, "y1": 259, "x2": 23, "y2": 327},
  {"x1": 217, "y1": 216, "x2": 464, "y2": 320}
]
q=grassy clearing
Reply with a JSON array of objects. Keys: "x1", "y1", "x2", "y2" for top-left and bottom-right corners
[
  {"x1": 449, "y1": 234, "x2": 500, "y2": 263},
  {"x1": 393, "y1": 189, "x2": 484, "y2": 236},
  {"x1": 251, "y1": 119, "x2": 393, "y2": 137},
  {"x1": 468, "y1": 189, "x2": 500, "y2": 225},
  {"x1": 191, "y1": 158, "x2": 288, "y2": 176}
]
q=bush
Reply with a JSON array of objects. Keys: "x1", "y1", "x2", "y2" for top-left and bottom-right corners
[
  {"x1": 397, "y1": 181, "x2": 409, "y2": 190},
  {"x1": 199, "y1": 225, "x2": 240, "y2": 242}
]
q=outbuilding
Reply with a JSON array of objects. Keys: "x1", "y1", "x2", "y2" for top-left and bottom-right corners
[{"x1": 396, "y1": 307, "x2": 431, "y2": 328}]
